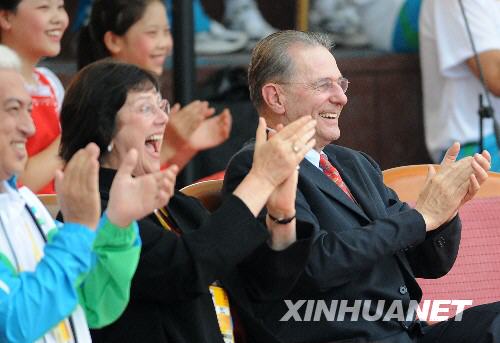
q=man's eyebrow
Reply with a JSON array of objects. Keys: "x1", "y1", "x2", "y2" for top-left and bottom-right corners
[
  {"x1": 3, "y1": 98, "x2": 31, "y2": 108},
  {"x1": 3, "y1": 98, "x2": 22, "y2": 106},
  {"x1": 316, "y1": 76, "x2": 343, "y2": 83}
]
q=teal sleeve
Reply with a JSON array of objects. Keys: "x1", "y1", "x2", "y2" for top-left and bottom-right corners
[
  {"x1": 77, "y1": 212, "x2": 141, "y2": 328},
  {"x1": 0, "y1": 223, "x2": 95, "y2": 343}
]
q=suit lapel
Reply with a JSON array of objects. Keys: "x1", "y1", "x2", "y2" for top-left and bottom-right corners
[
  {"x1": 332, "y1": 154, "x2": 381, "y2": 221},
  {"x1": 325, "y1": 148, "x2": 417, "y2": 277},
  {"x1": 313, "y1": 146, "x2": 417, "y2": 279},
  {"x1": 300, "y1": 157, "x2": 368, "y2": 220}
]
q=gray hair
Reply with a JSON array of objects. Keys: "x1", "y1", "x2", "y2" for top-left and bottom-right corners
[
  {"x1": 0, "y1": 44, "x2": 21, "y2": 71},
  {"x1": 248, "y1": 30, "x2": 334, "y2": 110}
]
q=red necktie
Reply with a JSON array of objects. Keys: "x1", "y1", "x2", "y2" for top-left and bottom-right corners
[{"x1": 319, "y1": 154, "x2": 355, "y2": 201}]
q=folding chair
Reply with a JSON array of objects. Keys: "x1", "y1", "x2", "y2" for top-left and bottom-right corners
[
  {"x1": 180, "y1": 179, "x2": 223, "y2": 212},
  {"x1": 382, "y1": 164, "x2": 500, "y2": 316},
  {"x1": 37, "y1": 194, "x2": 59, "y2": 220}
]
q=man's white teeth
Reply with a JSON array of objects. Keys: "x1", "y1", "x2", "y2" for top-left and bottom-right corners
[
  {"x1": 13, "y1": 143, "x2": 25, "y2": 149},
  {"x1": 319, "y1": 113, "x2": 337, "y2": 119}
]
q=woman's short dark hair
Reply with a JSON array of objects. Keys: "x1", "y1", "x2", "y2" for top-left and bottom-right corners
[
  {"x1": 59, "y1": 60, "x2": 159, "y2": 162},
  {"x1": 0, "y1": 0, "x2": 20, "y2": 11},
  {"x1": 77, "y1": 0, "x2": 160, "y2": 70}
]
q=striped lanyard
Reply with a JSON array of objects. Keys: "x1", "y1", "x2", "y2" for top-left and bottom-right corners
[{"x1": 153, "y1": 207, "x2": 235, "y2": 343}]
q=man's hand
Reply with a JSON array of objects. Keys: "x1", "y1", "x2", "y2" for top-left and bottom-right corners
[
  {"x1": 461, "y1": 150, "x2": 491, "y2": 205},
  {"x1": 250, "y1": 116, "x2": 316, "y2": 190},
  {"x1": 107, "y1": 149, "x2": 178, "y2": 227},
  {"x1": 415, "y1": 143, "x2": 491, "y2": 231},
  {"x1": 439, "y1": 142, "x2": 491, "y2": 205},
  {"x1": 232, "y1": 116, "x2": 315, "y2": 219},
  {"x1": 55, "y1": 143, "x2": 101, "y2": 230}
]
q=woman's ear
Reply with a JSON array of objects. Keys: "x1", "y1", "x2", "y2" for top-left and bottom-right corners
[
  {"x1": 261, "y1": 83, "x2": 286, "y2": 114},
  {"x1": 0, "y1": 10, "x2": 13, "y2": 31},
  {"x1": 103, "y1": 31, "x2": 124, "y2": 55}
]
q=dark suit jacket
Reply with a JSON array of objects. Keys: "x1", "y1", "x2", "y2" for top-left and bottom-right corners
[
  {"x1": 87, "y1": 168, "x2": 312, "y2": 343},
  {"x1": 223, "y1": 143, "x2": 461, "y2": 343}
]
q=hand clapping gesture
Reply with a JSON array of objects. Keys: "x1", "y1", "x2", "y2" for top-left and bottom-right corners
[
  {"x1": 55, "y1": 143, "x2": 101, "y2": 230},
  {"x1": 55, "y1": 143, "x2": 179, "y2": 229},
  {"x1": 260, "y1": 119, "x2": 316, "y2": 250},
  {"x1": 232, "y1": 116, "x2": 316, "y2": 250},
  {"x1": 161, "y1": 100, "x2": 232, "y2": 168},
  {"x1": 250, "y1": 117, "x2": 316, "y2": 190},
  {"x1": 415, "y1": 142, "x2": 491, "y2": 231},
  {"x1": 107, "y1": 149, "x2": 178, "y2": 227}
]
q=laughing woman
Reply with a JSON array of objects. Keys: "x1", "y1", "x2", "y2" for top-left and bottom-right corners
[
  {"x1": 0, "y1": 46, "x2": 178, "y2": 343},
  {"x1": 59, "y1": 60, "x2": 316, "y2": 343}
]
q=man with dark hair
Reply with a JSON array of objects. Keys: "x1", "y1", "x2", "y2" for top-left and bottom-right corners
[{"x1": 223, "y1": 30, "x2": 499, "y2": 342}]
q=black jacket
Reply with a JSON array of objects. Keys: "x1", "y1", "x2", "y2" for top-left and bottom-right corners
[
  {"x1": 90, "y1": 168, "x2": 313, "y2": 343},
  {"x1": 223, "y1": 143, "x2": 461, "y2": 343}
]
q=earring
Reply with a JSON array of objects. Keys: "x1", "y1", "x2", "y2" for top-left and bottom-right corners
[{"x1": 107, "y1": 141, "x2": 114, "y2": 152}]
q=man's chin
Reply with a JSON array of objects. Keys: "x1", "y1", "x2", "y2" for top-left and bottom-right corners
[
  {"x1": 316, "y1": 134, "x2": 340, "y2": 148},
  {"x1": 10, "y1": 164, "x2": 26, "y2": 178}
]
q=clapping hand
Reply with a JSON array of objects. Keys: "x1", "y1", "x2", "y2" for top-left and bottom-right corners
[
  {"x1": 415, "y1": 142, "x2": 491, "y2": 231},
  {"x1": 187, "y1": 108, "x2": 231, "y2": 151},
  {"x1": 161, "y1": 101, "x2": 232, "y2": 167},
  {"x1": 107, "y1": 149, "x2": 178, "y2": 227},
  {"x1": 251, "y1": 116, "x2": 316, "y2": 190},
  {"x1": 232, "y1": 116, "x2": 315, "y2": 220},
  {"x1": 55, "y1": 143, "x2": 101, "y2": 230}
]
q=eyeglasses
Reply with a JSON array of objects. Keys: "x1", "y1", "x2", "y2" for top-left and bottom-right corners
[
  {"x1": 158, "y1": 97, "x2": 170, "y2": 114},
  {"x1": 135, "y1": 94, "x2": 170, "y2": 117},
  {"x1": 277, "y1": 77, "x2": 349, "y2": 94}
]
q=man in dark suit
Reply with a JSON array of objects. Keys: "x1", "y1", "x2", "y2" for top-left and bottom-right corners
[{"x1": 223, "y1": 30, "x2": 499, "y2": 342}]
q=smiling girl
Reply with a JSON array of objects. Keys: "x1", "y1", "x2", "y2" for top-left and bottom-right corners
[
  {"x1": 0, "y1": 0, "x2": 67, "y2": 194},
  {"x1": 78, "y1": 0, "x2": 233, "y2": 178},
  {"x1": 78, "y1": 0, "x2": 172, "y2": 76}
]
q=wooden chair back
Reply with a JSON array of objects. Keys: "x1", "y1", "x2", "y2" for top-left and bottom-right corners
[
  {"x1": 383, "y1": 164, "x2": 500, "y2": 202},
  {"x1": 180, "y1": 179, "x2": 223, "y2": 212},
  {"x1": 382, "y1": 164, "x2": 500, "y2": 314},
  {"x1": 37, "y1": 194, "x2": 59, "y2": 219}
]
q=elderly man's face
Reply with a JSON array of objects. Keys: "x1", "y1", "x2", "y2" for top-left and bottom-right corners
[
  {"x1": 280, "y1": 45, "x2": 348, "y2": 151},
  {"x1": 0, "y1": 70, "x2": 35, "y2": 182}
]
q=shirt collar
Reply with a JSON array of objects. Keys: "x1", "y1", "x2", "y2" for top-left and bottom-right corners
[
  {"x1": 266, "y1": 126, "x2": 323, "y2": 170},
  {"x1": 7, "y1": 176, "x2": 17, "y2": 190},
  {"x1": 305, "y1": 149, "x2": 323, "y2": 170}
]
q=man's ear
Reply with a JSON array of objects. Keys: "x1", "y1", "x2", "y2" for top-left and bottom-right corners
[
  {"x1": 103, "y1": 31, "x2": 124, "y2": 55},
  {"x1": 261, "y1": 83, "x2": 286, "y2": 114},
  {"x1": 0, "y1": 10, "x2": 13, "y2": 31}
]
